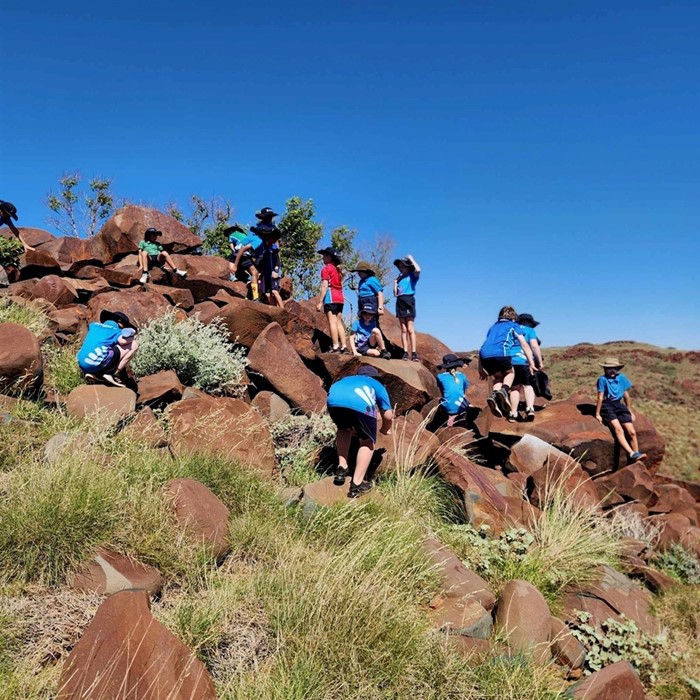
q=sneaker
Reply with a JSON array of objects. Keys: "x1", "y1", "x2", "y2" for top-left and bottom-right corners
[
  {"x1": 486, "y1": 392, "x2": 503, "y2": 418},
  {"x1": 339, "y1": 346, "x2": 348, "y2": 355},
  {"x1": 348, "y1": 480, "x2": 373, "y2": 499},
  {"x1": 139, "y1": 273, "x2": 149, "y2": 284},
  {"x1": 228, "y1": 273, "x2": 236, "y2": 282},
  {"x1": 100, "y1": 373, "x2": 124, "y2": 387},
  {"x1": 496, "y1": 388, "x2": 512, "y2": 417},
  {"x1": 402, "y1": 351, "x2": 409, "y2": 361},
  {"x1": 333, "y1": 466, "x2": 348, "y2": 486},
  {"x1": 411, "y1": 352, "x2": 420, "y2": 362},
  {"x1": 330, "y1": 346, "x2": 340, "y2": 354},
  {"x1": 525, "y1": 408, "x2": 535, "y2": 422},
  {"x1": 380, "y1": 350, "x2": 392, "y2": 360},
  {"x1": 175, "y1": 269, "x2": 188, "y2": 278},
  {"x1": 507, "y1": 413, "x2": 518, "y2": 423},
  {"x1": 84, "y1": 373, "x2": 97, "y2": 384},
  {"x1": 628, "y1": 451, "x2": 648, "y2": 464}
]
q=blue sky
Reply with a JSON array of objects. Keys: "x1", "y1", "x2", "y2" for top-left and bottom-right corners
[{"x1": 2, "y1": 0, "x2": 699, "y2": 350}]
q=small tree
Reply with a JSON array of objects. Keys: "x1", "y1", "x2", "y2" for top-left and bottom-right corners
[
  {"x1": 278, "y1": 197, "x2": 324, "y2": 298},
  {"x1": 330, "y1": 225, "x2": 361, "y2": 287},
  {"x1": 166, "y1": 195, "x2": 238, "y2": 256},
  {"x1": 361, "y1": 233, "x2": 395, "y2": 286},
  {"x1": 46, "y1": 172, "x2": 116, "y2": 237}
]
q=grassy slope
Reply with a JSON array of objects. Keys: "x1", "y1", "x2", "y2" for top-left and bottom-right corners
[{"x1": 545, "y1": 341, "x2": 700, "y2": 481}]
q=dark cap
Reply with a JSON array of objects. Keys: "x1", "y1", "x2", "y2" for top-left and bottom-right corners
[
  {"x1": 223, "y1": 224, "x2": 245, "y2": 235},
  {"x1": 0, "y1": 200, "x2": 18, "y2": 221},
  {"x1": 393, "y1": 256, "x2": 414, "y2": 269},
  {"x1": 518, "y1": 313, "x2": 540, "y2": 328},
  {"x1": 359, "y1": 303, "x2": 378, "y2": 315},
  {"x1": 144, "y1": 227, "x2": 163, "y2": 236},
  {"x1": 100, "y1": 310, "x2": 135, "y2": 329},
  {"x1": 437, "y1": 353, "x2": 466, "y2": 370},
  {"x1": 357, "y1": 365, "x2": 380, "y2": 378},
  {"x1": 255, "y1": 207, "x2": 278, "y2": 220},
  {"x1": 317, "y1": 247, "x2": 342, "y2": 263},
  {"x1": 251, "y1": 222, "x2": 282, "y2": 238}
]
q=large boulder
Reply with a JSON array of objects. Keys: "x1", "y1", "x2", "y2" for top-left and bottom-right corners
[
  {"x1": 65, "y1": 385, "x2": 137, "y2": 421},
  {"x1": 373, "y1": 415, "x2": 440, "y2": 474},
  {"x1": 57, "y1": 589, "x2": 216, "y2": 699},
  {"x1": 0, "y1": 322, "x2": 43, "y2": 396},
  {"x1": 594, "y1": 463, "x2": 657, "y2": 508},
  {"x1": 90, "y1": 205, "x2": 202, "y2": 265},
  {"x1": 47, "y1": 305, "x2": 89, "y2": 336},
  {"x1": 87, "y1": 288, "x2": 181, "y2": 327},
  {"x1": 168, "y1": 396, "x2": 276, "y2": 479},
  {"x1": 171, "y1": 253, "x2": 229, "y2": 279},
  {"x1": 247, "y1": 322, "x2": 327, "y2": 415},
  {"x1": 550, "y1": 616, "x2": 586, "y2": 670},
  {"x1": 136, "y1": 370, "x2": 183, "y2": 407},
  {"x1": 212, "y1": 297, "x2": 285, "y2": 348},
  {"x1": 164, "y1": 478, "x2": 230, "y2": 560},
  {"x1": 565, "y1": 660, "x2": 645, "y2": 699},
  {"x1": 251, "y1": 390, "x2": 291, "y2": 422},
  {"x1": 30, "y1": 274, "x2": 79, "y2": 307}
]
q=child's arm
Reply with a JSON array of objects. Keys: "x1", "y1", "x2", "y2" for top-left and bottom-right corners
[
  {"x1": 530, "y1": 338, "x2": 544, "y2": 369},
  {"x1": 517, "y1": 334, "x2": 537, "y2": 371},
  {"x1": 377, "y1": 290, "x2": 385, "y2": 314},
  {"x1": 348, "y1": 333, "x2": 359, "y2": 356},
  {"x1": 316, "y1": 280, "x2": 329, "y2": 311},
  {"x1": 393, "y1": 277, "x2": 399, "y2": 296},
  {"x1": 407, "y1": 255, "x2": 421, "y2": 274},
  {"x1": 232, "y1": 243, "x2": 252, "y2": 273},
  {"x1": 623, "y1": 390, "x2": 635, "y2": 421},
  {"x1": 595, "y1": 392, "x2": 604, "y2": 423},
  {"x1": 379, "y1": 408, "x2": 394, "y2": 435}
]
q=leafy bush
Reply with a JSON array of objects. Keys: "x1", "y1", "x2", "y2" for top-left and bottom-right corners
[
  {"x1": 131, "y1": 310, "x2": 248, "y2": 394},
  {"x1": 0, "y1": 237, "x2": 23, "y2": 268},
  {"x1": 0, "y1": 297, "x2": 50, "y2": 337},
  {"x1": 569, "y1": 610, "x2": 665, "y2": 684},
  {"x1": 651, "y1": 545, "x2": 700, "y2": 584}
]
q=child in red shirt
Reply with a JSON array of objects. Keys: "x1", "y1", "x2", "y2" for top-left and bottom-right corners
[{"x1": 316, "y1": 247, "x2": 347, "y2": 353}]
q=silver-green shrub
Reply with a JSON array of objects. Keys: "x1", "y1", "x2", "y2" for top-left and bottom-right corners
[
  {"x1": 651, "y1": 544, "x2": 700, "y2": 585},
  {"x1": 131, "y1": 310, "x2": 248, "y2": 395}
]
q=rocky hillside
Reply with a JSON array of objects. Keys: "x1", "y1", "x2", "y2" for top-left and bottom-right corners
[{"x1": 0, "y1": 206, "x2": 699, "y2": 699}]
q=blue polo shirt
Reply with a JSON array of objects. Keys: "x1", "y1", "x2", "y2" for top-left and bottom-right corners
[
  {"x1": 327, "y1": 375, "x2": 391, "y2": 418},
  {"x1": 229, "y1": 231, "x2": 247, "y2": 250},
  {"x1": 358, "y1": 275, "x2": 383, "y2": 299},
  {"x1": 597, "y1": 373, "x2": 632, "y2": 402},
  {"x1": 241, "y1": 233, "x2": 264, "y2": 257},
  {"x1": 396, "y1": 272, "x2": 419, "y2": 296},
  {"x1": 480, "y1": 320, "x2": 523, "y2": 359},
  {"x1": 76, "y1": 321, "x2": 124, "y2": 371},
  {"x1": 437, "y1": 371, "x2": 470, "y2": 415},
  {"x1": 511, "y1": 326, "x2": 539, "y2": 366},
  {"x1": 350, "y1": 318, "x2": 376, "y2": 348}
]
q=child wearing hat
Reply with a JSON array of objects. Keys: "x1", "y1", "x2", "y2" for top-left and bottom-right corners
[
  {"x1": 138, "y1": 227, "x2": 188, "y2": 285},
  {"x1": 225, "y1": 224, "x2": 248, "y2": 281},
  {"x1": 349, "y1": 304, "x2": 391, "y2": 359},
  {"x1": 595, "y1": 358, "x2": 647, "y2": 464},
  {"x1": 506, "y1": 312, "x2": 544, "y2": 422},
  {"x1": 327, "y1": 365, "x2": 394, "y2": 498},
  {"x1": 76, "y1": 310, "x2": 138, "y2": 387},
  {"x1": 350, "y1": 261, "x2": 385, "y2": 315},
  {"x1": 231, "y1": 226, "x2": 269, "y2": 302},
  {"x1": 436, "y1": 354, "x2": 470, "y2": 428},
  {"x1": 393, "y1": 255, "x2": 421, "y2": 361},
  {"x1": 0, "y1": 200, "x2": 34, "y2": 252},
  {"x1": 316, "y1": 247, "x2": 347, "y2": 353},
  {"x1": 479, "y1": 306, "x2": 536, "y2": 418}
]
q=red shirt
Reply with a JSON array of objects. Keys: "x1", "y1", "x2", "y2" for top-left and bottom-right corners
[{"x1": 321, "y1": 263, "x2": 344, "y2": 304}]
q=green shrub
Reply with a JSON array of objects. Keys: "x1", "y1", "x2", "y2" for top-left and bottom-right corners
[
  {"x1": 0, "y1": 237, "x2": 23, "y2": 268},
  {"x1": 0, "y1": 297, "x2": 50, "y2": 337},
  {"x1": 569, "y1": 610, "x2": 665, "y2": 684},
  {"x1": 131, "y1": 310, "x2": 248, "y2": 394},
  {"x1": 651, "y1": 545, "x2": 700, "y2": 585}
]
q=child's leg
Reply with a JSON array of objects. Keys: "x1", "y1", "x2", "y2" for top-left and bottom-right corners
[
  {"x1": 159, "y1": 252, "x2": 178, "y2": 272},
  {"x1": 501, "y1": 367, "x2": 516, "y2": 389},
  {"x1": 406, "y1": 319, "x2": 417, "y2": 353},
  {"x1": 608, "y1": 418, "x2": 635, "y2": 455},
  {"x1": 492, "y1": 371, "x2": 505, "y2": 392},
  {"x1": 399, "y1": 318, "x2": 408, "y2": 350},
  {"x1": 621, "y1": 421, "x2": 639, "y2": 454},
  {"x1": 334, "y1": 313, "x2": 347, "y2": 349},
  {"x1": 116, "y1": 340, "x2": 138, "y2": 372},
  {"x1": 523, "y1": 384, "x2": 536, "y2": 410},
  {"x1": 509, "y1": 386, "x2": 521, "y2": 415},
  {"x1": 335, "y1": 428, "x2": 352, "y2": 472},
  {"x1": 351, "y1": 438, "x2": 374, "y2": 486},
  {"x1": 138, "y1": 250, "x2": 149, "y2": 272},
  {"x1": 325, "y1": 310, "x2": 340, "y2": 348},
  {"x1": 271, "y1": 290, "x2": 284, "y2": 307}
]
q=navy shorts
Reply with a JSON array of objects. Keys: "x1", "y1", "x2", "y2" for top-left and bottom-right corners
[
  {"x1": 328, "y1": 406, "x2": 378, "y2": 443},
  {"x1": 86, "y1": 348, "x2": 120, "y2": 375},
  {"x1": 601, "y1": 399, "x2": 633, "y2": 424},
  {"x1": 512, "y1": 364, "x2": 533, "y2": 386},
  {"x1": 259, "y1": 275, "x2": 281, "y2": 294},
  {"x1": 239, "y1": 254, "x2": 261, "y2": 271},
  {"x1": 480, "y1": 355, "x2": 513, "y2": 376},
  {"x1": 324, "y1": 303, "x2": 344, "y2": 314},
  {"x1": 148, "y1": 254, "x2": 162, "y2": 267},
  {"x1": 396, "y1": 295, "x2": 416, "y2": 320}
]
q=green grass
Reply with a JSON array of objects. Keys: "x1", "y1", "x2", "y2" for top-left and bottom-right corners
[
  {"x1": 43, "y1": 343, "x2": 84, "y2": 396},
  {"x1": 0, "y1": 297, "x2": 50, "y2": 337}
]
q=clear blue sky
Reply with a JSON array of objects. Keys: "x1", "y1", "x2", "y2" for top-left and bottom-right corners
[{"x1": 3, "y1": 0, "x2": 699, "y2": 350}]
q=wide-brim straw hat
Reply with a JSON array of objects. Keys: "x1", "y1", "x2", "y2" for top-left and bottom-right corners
[
  {"x1": 350, "y1": 261, "x2": 376, "y2": 275},
  {"x1": 599, "y1": 357, "x2": 624, "y2": 369}
]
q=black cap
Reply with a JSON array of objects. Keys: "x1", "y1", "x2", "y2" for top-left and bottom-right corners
[
  {"x1": 318, "y1": 247, "x2": 342, "y2": 263},
  {"x1": 393, "y1": 256, "x2": 414, "y2": 269},
  {"x1": 223, "y1": 224, "x2": 245, "y2": 235},
  {"x1": 357, "y1": 365, "x2": 380, "y2": 378},
  {"x1": 0, "y1": 200, "x2": 18, "y2": 221},
  {"x1": 144, "y1": 227, "x2": 163, "y2": 236},
  {"x1": 100, "y1": 310, "x2": 135, "y2": 329},
  {"x1": 437, "y1": 353, "x2": 466, "y2": 370},
  {"x1": 255, "y1": 207, "x2": 278, "y2": 220},
  {"x1": 518, "y1": 313, "x2": 540, "y2": 327}
]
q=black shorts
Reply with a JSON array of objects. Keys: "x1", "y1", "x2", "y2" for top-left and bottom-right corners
[
  {"x1": 324, "y1": 303, "x2": 344, "y2": 315},
  {"x1": 396, "y1": 295, "x2": 416, "y2": 320},
  {"x1": 148, "y1": 254, "x2": 162, "y2": 267},
  {"x1": 239, "y1": 254, "x2": 261, "y2": 271},
  {"x1": 601, "y1": 399, "x2": 633, "y2": 424},
  {"x1": 88, "y1": 347, "x2": 120, "y2": 375},
  {"x1": 480, "y1": 355, "x2": 513, "y2": 376},
  {"x1": 512, "y1": 364, "x2": 533, "y2": 386},
  {"x1": 328, "y1": 406, "x2": 378, "y2": 443},
  {"x1": 227, "y1": 252, "x2": 238, "y2": 263},
  {"x1": 259, "y1": 276, "x2": 281, "y2": 294}
]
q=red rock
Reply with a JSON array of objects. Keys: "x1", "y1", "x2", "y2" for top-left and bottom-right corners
[
  {"x1": 653, "y1": 473, "x2": 700, "y2": 503},
  {"x1": 57, "y1": 589, "x2": 216, "y2": 699},
  {"x1": 212, "y1": 297, "x2": 286, "y2": 348},
  {"x1": 374, "y1": 415, "x2": 441, "y2": 474},
  {"x1": 502, "y1": 496, "x2": 543, "y2": 529},
  {"x1": 189, "y1": 300, "x2": 220, "y2": 321},
  {"x1": 301, "y1": 476, "x2": 349, "y2": 514},
  {"x1": 247, "y1": 322, "x2": 327, "y2": 415},
  {"x1": 171, "y1": 253, "x2": 229, "y2": 278},
  {"x1": 147, "y1": 283, "x2": 195, "y2": 310},
  {"x1": 594, "y1": 463, "x2": 657, "y2": 508},
  {"x1": 18, "y1": 247, "x2": 62, "y2": 278},
  {"x1": 0, "y1": 323, "x2": 43, "y2": 396},
  {"x1": 566, "y1": 660, "x2": 645, "y2": 699},
  {"x1": 429, "y1": 596, "x2": 493, "y2": 639},
  {"x1": 65, "y1": 385, "x2": 137, "y2": 421},
  {"x1": 648, "y1": 512, "x2": 692, "y2": 551},
  {"x1": 121, "y1": 406, "x2": 168, "y2": 448},
  {"x1": 530, "y1": 457, "x2": 599, "y2": 510},
  {"x1": 87, "y1": 288, "x2": 181, "y2": 327},
  {"x1": 28, "y1": 234, "x2": 97, "y2": 275},
  {"x1": 494, "y1": 579, "x2": 552, "y2": 663},
  {"x1": 508, "y1": 434, "x2": 578, "y2": 477},
  {"x1": 168, "y1": 396, "x2": 276, "y2": 479},
  {"x1": 136, "y1": 370, "x2": 184, "y2": 406},
  {"x1": 69, "y1": 547, "x2": 162, "y2": 596},
  {"x1": 627, "y1": 563, "x2": 677, "y2": 593},
  {"x1": 164, "y1": 478, "x2": 230, "y2": 559},
  {"x1": 48, "y1": 305, "x2": 89, "y2": 336},
  {"x1": 181, "y1": 275, "x2": 246, "y2": 303},
  {"x1": 30, "y1": 274, "x2": 79, "y2": 307},
  {"x1": 251, "y1": 390, "x2": 291, "y2": 422},
  {"x1": 648, "y1": 484, "x2": 696, "y2": 516},
  {"x1": 77, "y1": 264, "x2": 141, "y2": 287},
  {"x1": 550, "y1": 616, "x2": 586, "y2": 670},
  {"x1": 506, "y1": 471, "x2": 529, "y2": 495}
]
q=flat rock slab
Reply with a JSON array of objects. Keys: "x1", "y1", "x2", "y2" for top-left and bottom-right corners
[
  {"x1": 69, "y1": 547, "x2": 162, "y2": 597},
  {"x1": 65, "y1": 385, "x2": 136, "y2": 421},
  {"x1": 57, "y1": 589, "x2": 216, "y2": 699},
  {"x1": 550, "y1": 616, "x2": 586, "y2": 670},
  {"x1": 565, "y1": 660, "x2": 645, "y2": 699},
  {"x1": 429, "y1": 596, "x2": 493, "y2": 639},
  {"x1": 136, "y1": 369, "x2": 183, "y2": 406}
]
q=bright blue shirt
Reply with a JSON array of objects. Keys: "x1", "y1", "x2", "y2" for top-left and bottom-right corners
[
  {"x1": 396, "y1": 271, "x2": 419, "y2": 296},
  {"x1": 358, "y1": 275, "x2": 383, "y2": 298},
  {"x1": 228, "y1": 231, "x2": 246, "y2": 250},
  {"x1": 327, "y1": 375, "x2": 391, "y2": 418},
  {"x1": 480, "y1": 320, "x2": 523, "y2": 359},
  {"x1": 241, "y1": 233, "x2": 264, "y2": 257},
  {"x1": 597, "y1": 373, "x2": 632, "y2": 402},
  {"x1": 437, "y1": 371, "x2": 470, "y2": 415},
  {"x1": 350, "y1": 318, "x2": 376, "y2": 348},
  {"x1": 511, "y1": 326, "x2": 539, "y2": 365},
  {"x1": 76, "y1": 321, "x2": 124, "y2": 371}
]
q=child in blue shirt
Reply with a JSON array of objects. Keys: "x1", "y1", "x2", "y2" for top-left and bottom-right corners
[
  {"x1": 393, "y1": 255, "x2": 421, "y2": 361},
  {"x1": 76, "y1": 311, "x2": 138, "y2": 387},
  {"x1": 350, "y1": 261, "x2": 385, "y2": 315},
  {"x1": 506, "y1": 312, "x2": 545, "y2": 423},
  {"x1": 478, "y1": 306, "x2": 536, "y2": 418},
  {"x1": 225, "y1": 224, "x2": 247, "y2": 281},
  {"x1": 327, "y1": 365, "x2": 394, "y2": 498},
  {"x1": 595, "y1": 357, "x2": 647, "y2": 464},
  {"x1": 436, "y1": 354, "x2": 470, "y2": 428},
  {"x1": 349, "y1": 304, "x2": 391, "y2": 359}
]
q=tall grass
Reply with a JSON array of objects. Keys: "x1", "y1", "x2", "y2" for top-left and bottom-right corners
[{"x1": 0, "y1": 297, "x2": 50, "y2": 337}]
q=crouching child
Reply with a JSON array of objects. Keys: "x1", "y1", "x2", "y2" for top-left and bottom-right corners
[
  {"x1": 436, "y1": 353, "x2": 470, "y2": 428},
  {"x1": 349, "y1": 304, "x2": 391, "y2": 359}
]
